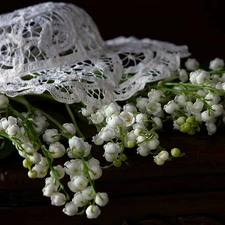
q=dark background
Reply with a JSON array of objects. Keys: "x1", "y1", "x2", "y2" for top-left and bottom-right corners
[{"x1": 1, "y1": 0, "x2": 225, "y2": 62}]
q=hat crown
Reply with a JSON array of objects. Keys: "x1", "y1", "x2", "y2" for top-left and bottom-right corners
[
  {"x1": 0, "y1": 2, "x2": 105, "y2": 78},
  {"x1": 0, "y1": 2, "x2": 190, "y2": 106}
]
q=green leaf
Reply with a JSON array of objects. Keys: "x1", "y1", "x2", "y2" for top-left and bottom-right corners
[{"x1": 0, "y1": 138, "x2": 15, "y2": 159}]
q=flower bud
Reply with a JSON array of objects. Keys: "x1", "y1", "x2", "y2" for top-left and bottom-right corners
[
  {"x1": 180, "y1": 122, "x2": 192, "y2": 133},
  {"x1": 103, "y1": 153, "x2": 115, "y2": 162},
  {"x1": 146, "y1": 138, "x2": 159, "y2": 150},
  {"x1": 164, "y1": 100, "x2": 179, "y2": 114},
  {"x1": 68, "y1": 175, "x2": 88, "y2": 192},
  {"x1": 28, "y1": 170, "x2": 37, "y2": 179},
  {"x1": 135, "y1": 113, "x2": 148, "y2": 124},
  {"x1": 50, "y1": 165, "x2": 65, "y2": 179},
  {"x1": 120, "y1": 111, "x2": 135, "y2": 127},
  {"x1": 171, "y1": 148, "x2": 181, "y2": 157},
  {"x1": 157, "y1": 150, "x2": 169, "y2": 161},
  {"x1": 32, "y1": 164, "x2": 47, "y2": 178},
  {"x1": 209, "y1": 57, "x2": 224, "y2": 70},
  {"x1": 28, "y1": 152, "x2": 41, "y2": 164},
  {"x1": 148, "y1": 89, "x2": 164, "y2": 102},
  {"x1": 104, "y1": 102, "x2": 121, "y2": 117},
  {"x1": 136, "y1": 97, "x2": 148, "y2": 112},
  {"x1": 106, "y1": 115, "x2": 123, "y2": 128},
  {"x1": 88, "y1": 165, "x2": 102, "y2": 180},
  {"x1": 51, "y1": 192, "x2": 66, "y2": 206},
  {"x1": 185, "y1": 58, "x2": 199, "y2": 71},
  {"x1": 63, "y1": 123, "x2": 76, "y2": 136},
  {"x1": 179, "y1": 69, "x2": 188, "y2": 82},
  {"x1": 0, "y1": 94, "x2": 9, "y2": 109},
  {"x1": 205, "y1": 122, "x2": 217, "y2": 135},
  {"x1": 63, "y1": 202, "x2": 78, "y2": 216},
  {"x1": 95, "y1": 192, "x2": 109, "y2": 207},
  {"x1": 49, "y1": 142, "x2": 66, "y2": 158},
  {"x1": 45, "y1": 177, "x2": 59, "y2": 187},
  {"x1": 81, "y1": 107, "x2": 94, "y2": 117},
  {"x1": 39, "y1": 156, "x2": 48, "y2": 167},
  {"x1": 81, "y1": 186, "x2": 95, "y2": 201},
  {"x1": 211, "y1": 104, "x2": 224, "y2": 117},
  {"x1": 123, "y1": 103, "x2": 137, "y2": 113},
  {"x1": 137, "y1": 145, "x2": 149, "y2": 156},
  {"x1": 42, "y1": 184, "x2": 57, "y2": 197},
  {"x1": 153, "y1": 155, "x2": 165, "y2": 165},
  {"x1": 5, "y1": 124, "x2": 21, "y2": 137},
  {"x1": 1, "y1": 116, "x2": 17, "y2": 130},
  {"x1": 176, "y1": 117, "x2": 186, "y2": 126},
  {"x1": 103, "y1": 142, "x2": 120, "y2": 154},
  {"x1": 64, "y1": 159, "x2": 82, "y2": 176},
  {"x1": 22, "y1": 142, "x2": 36, "y2": 154},
  {"x1": 201, "y1": 110, "x2": 215, "y2": 123},
  {"x1": 68, "y1": 136, "x2": 91, "y2": 158},
  {"x1": 86, "y1": 205, "x2": 101, "y2": 219},
  {"x1": 126, "y1": 140, "x2": 136, "y2": 148},
  {"x1": 33, "y1": 116, "x2": 48, "y2": 134},
  {"x1": 99, "y1": 127, "x2": 116, "y2": 141},
  {"x1": 152, "y1": 117, "x2": 162, "y2": 129},
  {"x1": 43, "y1": 129, "x2": 60, "y2": 144},
  {"x1": 72, "y1": 192, "x2": 88, "y2": 207},
  {"x1": 92, "y1": 134, "x2": 104, "y2": 145},
  {"x1": 136, "y1": 135, "x2": 146, "y2": 144},
  {"x1": 113, "y1": 159, "x2": 122, "y2": 167},
  {"x1": 22, "y1": 158, "x2": 32, "y2": 168}
]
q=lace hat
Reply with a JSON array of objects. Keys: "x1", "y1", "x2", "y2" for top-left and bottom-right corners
[{"x1": 0, "y1": 2, "x2": 190, "y2": 107}]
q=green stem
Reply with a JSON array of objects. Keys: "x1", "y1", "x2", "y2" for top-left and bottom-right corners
[
  {"x1": 157, "y1": 83, "x2": 215, "y2": 113},
  {"x1": 151, "y1": 145, "x2": 165, "y2": 156},
  {"x1": 40, "y1": 144, "x2": 70, "y2": 200},
  {"x1": 80, "y1": 155, "x2": 96, "y2": 196},
  {"x1": 209, "y1": 70, "x2": 225, "y2": 74},
  {"x1": 10, "y1": 96, "x2": 69, "y2": 136},
  {"x1": 31, "y1": 106, "x2": 71, "y2": 138},
  {"x1": 101, "y1": 163, "x2": 114, "y2": 169},
  {"x1": 65, "y1": 104, "x2": 85, "y2": 139},
  {"x1": 163, "y1": 82, "x2": 225, "y2": 94},
  {"x1": 9, "y1": 105, "x2": 70, "y2": 201},
  {"x1": 137, "y1": 119, "x2": 158, "y2": 145},
  {"x1": 117, "y1": 126, "x2": 125, "y2": 156},
  {"x1": 95, "y1": 124, "x2": 103, "y2": 133}
]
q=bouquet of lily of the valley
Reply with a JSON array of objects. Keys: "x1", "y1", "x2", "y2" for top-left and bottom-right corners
[{"x1": 0, "y1": 2, "x2": 225, "y2": 219}]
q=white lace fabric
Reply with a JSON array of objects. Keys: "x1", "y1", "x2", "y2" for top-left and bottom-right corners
[{"x1": 0, "y1": 2, "x2": 190, "y2": 107}]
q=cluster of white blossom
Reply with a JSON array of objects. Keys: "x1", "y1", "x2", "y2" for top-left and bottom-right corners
[
  {"x1": 81, "y1": 94, "x2": 176, "y2": 167},
  {"x1": 81, "y1": 57, "x2": 225, "y2": 168},
  {"x1": 161, "y1": 57, "x2": 225, "y2": 136},
  {"x1": 0, "y1": 95, "x2": 108, "y2": 219},
  {"x1": 0, "y1": 57, "x2": 224, "y2": 219}
]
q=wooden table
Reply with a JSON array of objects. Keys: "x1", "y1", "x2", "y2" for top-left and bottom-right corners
[{"x1": 1, "y1": 128, "x2": 225, "y2": 225}]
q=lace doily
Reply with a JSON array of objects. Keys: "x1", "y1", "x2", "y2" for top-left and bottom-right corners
[{"x1": 0, "y1": 2, "x2": 190, "y2": 107}]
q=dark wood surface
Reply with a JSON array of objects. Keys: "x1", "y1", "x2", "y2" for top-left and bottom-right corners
[{"x1": 1, "y1": 128, "x2": 225, "y2": 225}]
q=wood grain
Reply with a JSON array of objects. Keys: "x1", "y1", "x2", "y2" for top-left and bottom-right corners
[{"x1": 1, "y1": 129, "x2": 225, "y2": 225}]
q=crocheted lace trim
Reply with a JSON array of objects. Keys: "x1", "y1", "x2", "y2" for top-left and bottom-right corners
[{"x1": 0, "y1": 2, "x2": 190, "y2": 107}]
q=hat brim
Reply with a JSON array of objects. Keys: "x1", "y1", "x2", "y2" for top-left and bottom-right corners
[{"x1": 1, "y1": 36, "x2": 190, "y2": 107}]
